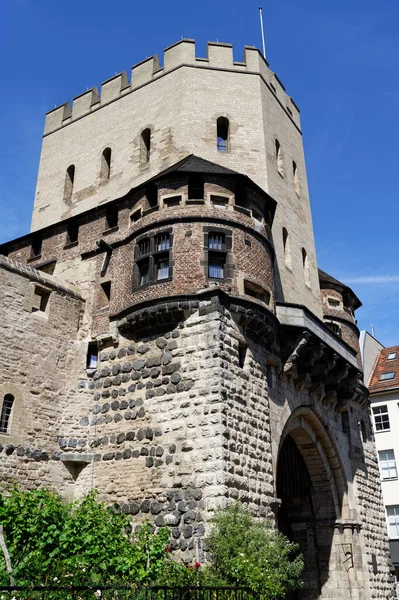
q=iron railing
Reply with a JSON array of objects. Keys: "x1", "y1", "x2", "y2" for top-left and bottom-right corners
[{"x1": 0, "y1": 585, "x2": 257, "y2": 600}]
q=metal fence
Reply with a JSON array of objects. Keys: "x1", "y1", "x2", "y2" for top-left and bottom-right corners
[{"x1": 0, "y1": 586, "x2": 257, "y2": 600}]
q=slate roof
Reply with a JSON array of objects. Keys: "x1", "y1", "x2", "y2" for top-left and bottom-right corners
[
  {"x1": 369, "y1": 345, "x2": 399, "y2": 394},
  {"x1": 154, "y1": 154, "x2": 239, "y2": 177},
  {"x1": 318, "y1": 268, "x2": 362, "y2": 310}
]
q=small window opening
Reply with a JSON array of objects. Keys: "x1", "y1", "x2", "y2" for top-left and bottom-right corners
[
  {"x1": 155, "y1": 257, "x2": 169, "y2": 281},
  {"x1": 87, "y1": 342, "x2": 98, "y2": 370},
  {"x1": 64, "y1": 165, "x2": 75, "y2": 202},
  {"x1": 252, "y1": 208, "x2": 264, "y2": 223},
  {"x1": 101, "y1": 148, "x2": 112, "y2": 181},
  {"x1": 32, "y1": 287, "x2": 50, "y2": 314},
  {"x1": 211, "y1": 195, "x2": 229, "y2": 208},
  {"x1": 282, "y1": 228, "x2": 291, "y2": 269},
  {"x1": 208, "y1": 233, "x2": 224, "y2": 250},
  {"x1": 139, "y1": 238, "x2": 151, "y2": 257},
  {"x1": 328, "y1": 297, "x2": 340, "y2": 308},
  {"x1": 341, "y1": 411, "x2": 350, "y2": 436},
  {"x1": 105, "y1": 206, "x2": 118, "y2": 230},
  {"x1": 302, "y1": 248, "x2": 311, "y2": 288},
  {"x1": 188, "y1": 176, "x2": 204, "y2": 200},
  {"x1": 388, "y1": 352, "x2": 397, "y2": 360},
  {"x1": 275, "y1": 140, "x2": 284, "y2": 176},
  {"x1": 380, "y1": 372, "x2": 395, "y2": 381},
  {"x1": 66, "y1": 221, "x2": 79, "y2": 245},
  {"x1": 156, "y1": 233, "x2": 170, "y2": 252},
  {"x1": 217, "y1": 117, "x2": 229, "y2": 152},
  {"x1": 0, "y1": 394, "x2": 14, "y2": 434},
  {"x1": 326, "y1": 322, "x2": 342, "y2": 337},
  {"x1": 164, "y1": 196, "x2": 181, "y2": 208},
  {"x1": 146, "y1": 184, "x2": 158, "y2": 207},
  {"x1": 208, "y1": 256, "x2": 224, "y2": 279},
  {"x1": 140, "y1": 128, "x2": 151, "y2": 163},
  {"x1": 238, "y1": 343, "x2": 247, "y2": 369},
  {"x1": 244, "y1": 281, "x2": 271, "y2": 305},
  {"x1": 31, "y1": 235, "x2": 42, "y2": 258},
  {"x1": 139, "y1": 261, "x2": 150, "y2": 286},
  {"x1": 266, "y1": 364, "x2": 274, "y2": 389},
  {"x1": 293, "y1": 161, "x2": 300, "y2": 195},
  {"x1": 99, "y1": 282, "x2": 111, "y2": 308},
  {"x1": 130, "y1": 209, "x2": 142, "y2": 223},
  {"x1": 360, "y1": 420, "x2": 367, "y2": 443}
]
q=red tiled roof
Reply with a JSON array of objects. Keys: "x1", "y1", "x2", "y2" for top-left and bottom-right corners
[{"x1": 369, "y1": 345, "x2": 399, "y2": 393}]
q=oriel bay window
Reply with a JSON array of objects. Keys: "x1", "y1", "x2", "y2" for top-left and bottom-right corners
[
  {"x1": 133, "y1": 229, "x2": 173, "y2": 290},
  {"x1": 203, "y1": 227, "x2": 233, "y2": 282}
]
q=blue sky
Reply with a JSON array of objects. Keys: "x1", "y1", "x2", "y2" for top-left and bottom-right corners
[{"x1": 1, "y1": 0, "x2": 398, "y2": 346}]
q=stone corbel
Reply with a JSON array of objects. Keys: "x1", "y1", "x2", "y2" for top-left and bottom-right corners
[{"x1": 283, "y1": 331, "x2": 311, "y2": 381}]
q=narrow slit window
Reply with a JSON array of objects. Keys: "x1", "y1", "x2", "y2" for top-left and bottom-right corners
[
  {"x1": 282, "y1": 228, "x2": 291, "y2": 269},
  {"x1": 217, "y1": 117, "x2": 229, "y2": 152},
  {"x1": 87, "y1": 342, "x2": 98, "y2": 370},
  {"x1": 293, "y1": 161, "x2": 300, "y2": 195},
  {"x1": 302, "y1": 248, "x2": 311, "y2": 288},
  {"x1": 275, "y1": 140, "x2": 284, "y2": 176},
  {"x1": 0, "y1": 394, "x2": 14, "y2": 434},
  {"x1": 101, "y1": 148, "x2": 112, "y2": 180},
  {"x1": 244, "y1": 281, "x2": 271, "y2": 305},
  {"x1": 105, "y1": 206, "x2": 118, "y2": 230},
  {"x1": 130, "y1": 209, "x2": 142, "y2": 223},
  {"x1": 140, "y1": 128, "x2": 151, "y2": 163},
  {"x1": 238, "y1": 343, "x2": 247, "y2": 368},
  {"x1": 64, "y1": 165, "x2": 75, "y2": 202}
]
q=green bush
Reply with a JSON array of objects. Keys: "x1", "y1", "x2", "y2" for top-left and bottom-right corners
[
  {"x1": 204, "y1": 502, "x2": 304, "y2": 598},
  {"x1": 0, "y1": 487, "x2": 169, "y2": 586},
  {"x1": 0, "y1": 488, "x2": 303, "y2": 598}
]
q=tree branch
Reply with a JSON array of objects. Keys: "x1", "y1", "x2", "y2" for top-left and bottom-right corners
[{"x1": 0, "y1": 524, "x2": 15, "y2": 585}]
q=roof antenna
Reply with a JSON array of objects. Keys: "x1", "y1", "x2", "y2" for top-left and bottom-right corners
[
  {"x1": 259, "y1": 6, "x2": 266, "y2": 59},
  {"x1": 371, "y1": 323, "x2": 375, "y2": 338}
]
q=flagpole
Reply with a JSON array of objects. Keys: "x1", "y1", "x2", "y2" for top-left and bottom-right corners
[{"x1": 259, "y1": 6, "x2": 266, "y2": 59}]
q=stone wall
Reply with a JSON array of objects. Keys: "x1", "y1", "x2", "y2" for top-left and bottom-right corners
[{"x1": 0, "y1": 257, "x2": 85, "y2": 497}]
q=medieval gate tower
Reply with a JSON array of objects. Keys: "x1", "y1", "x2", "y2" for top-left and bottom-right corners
[{"x1": 0, "y1": 39, "x2": 393, "y2": 598}]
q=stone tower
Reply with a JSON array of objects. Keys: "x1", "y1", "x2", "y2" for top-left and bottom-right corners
[{"x1": 0, "y1": 39, "x2": 393, "y2": 599}]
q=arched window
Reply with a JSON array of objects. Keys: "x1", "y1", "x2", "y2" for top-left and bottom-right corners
[
  {"x1": 217, "y1": 117, "x2": 229, "y2": 152},
  {"x1": 293, "y1": 160, "x2": 300, "y2": 195},
  {"x1": 101, "y1": 148, "x2": 111, "y2": 180},
  {"x1": 302, "y1": 248, "x2": 311, "y2": 288},
  {"x1": 275, "y1": 140, "x2": 284, "y2": 176},
  {"x1": 140, "y1": 129, "x2": 151, "y2": 163},
  {"x1": 0, "y1": 394, "x2": 14, "y2": 434},
  {"x1": 64, "y1": 165, "x2": 75, "y2": 203},
  {"x1": 282, "y1": 228, "x2": 292, "y2": 269}
]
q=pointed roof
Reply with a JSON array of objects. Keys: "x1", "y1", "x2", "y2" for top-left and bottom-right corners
[
  {"x1": 318, "y1": 269, "x2": 361, "y2": 310},
  {"x1": 154, "y1": 154, "x2": 240, "y2": 178}
]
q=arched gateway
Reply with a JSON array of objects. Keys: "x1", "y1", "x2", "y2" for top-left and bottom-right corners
[{"x1": 276, "y1": 407, "x2": 357, "y2": 600}]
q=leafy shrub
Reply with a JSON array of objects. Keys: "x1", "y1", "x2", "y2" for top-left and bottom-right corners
[{"x1": 204, "y1": 502, "x2": 303, "y2": 599}]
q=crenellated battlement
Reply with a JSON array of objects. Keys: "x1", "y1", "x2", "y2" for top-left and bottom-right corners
[{"x1": 44, "y1": 39, "x2": 300, "y2": 135}]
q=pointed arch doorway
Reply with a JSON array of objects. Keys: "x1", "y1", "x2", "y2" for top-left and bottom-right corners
[{"x1": 276, "y1": 408, "x2": 352, "y2": 600}]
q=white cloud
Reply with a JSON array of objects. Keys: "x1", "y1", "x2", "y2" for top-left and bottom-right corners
[{"x1": 342, "y1": 275, "x2": 399, "y2": 284}]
